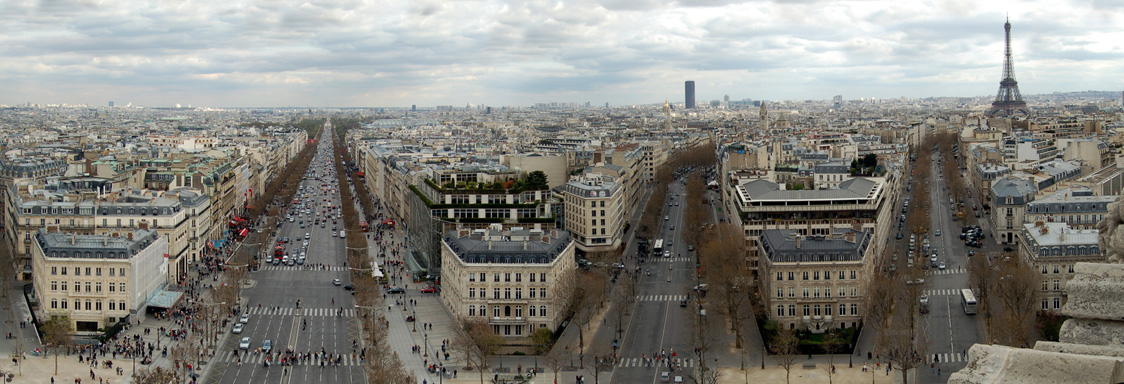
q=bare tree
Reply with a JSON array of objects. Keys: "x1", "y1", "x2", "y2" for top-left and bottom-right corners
[
  {"x1": 770, "y1": 327, "x2": 799, "y2": 384},
  {"x1": 992, "y1": 257, "x2": 1040, "y2": 347},
  {"x1": 451, "y1": 318, "x2": 502, "y2": 384},
  {"x1": 880, "y1": 323, "x2": 930, "y2": 384},
  {"x1": 864, "y1": 271, "x2": 896, "y2": 334},
  {"x1": 40, "y1": 314, "x2": 73, "y2": 375},
  {"x1": 581, "y1": 343, "x2": 613, "y2": 384},
  {"x1": 543, "y1": 345, "x2": 569, "y2": 384},
  {"x1": 699, "y1": 224, "x2": 753, "y2": 348},
  {"x1": 821, "y1": 329, "x2": 845, "y2": 384}
]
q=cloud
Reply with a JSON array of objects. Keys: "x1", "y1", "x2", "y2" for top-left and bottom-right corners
[{"x1": 0, "y1": 0, "x2": 1120, "y2": 107}]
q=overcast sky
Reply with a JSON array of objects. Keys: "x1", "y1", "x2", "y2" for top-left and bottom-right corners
[{"x1": 2, "y1": 0, "x2": 1121, "y2": 108}]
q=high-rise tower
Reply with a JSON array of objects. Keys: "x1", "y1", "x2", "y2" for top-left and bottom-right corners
[
  {"x1": 988, "y1": 18, "x2": 1029, "y2": 117},
  {"x1": 685, "y1": 81, "x2": 696, "y2": 109}
]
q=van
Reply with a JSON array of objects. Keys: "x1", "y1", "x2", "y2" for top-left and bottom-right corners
[
  {"x1": 661, "y1": 372, "x2": 670, "y2": 382},
  {"x1": 674, "y1": 376, "x2": 684, "y2": 384}
]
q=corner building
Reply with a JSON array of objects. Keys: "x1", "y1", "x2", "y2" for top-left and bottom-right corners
[
  {"x1": 439, "y1": 226, "x2": 576, "y2": 340},
  {"x1": 32, "y1": 228, "x2": 169, "y2": 332}
]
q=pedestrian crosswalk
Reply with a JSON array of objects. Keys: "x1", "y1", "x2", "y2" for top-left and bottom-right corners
[
  {"x1": 243, "y1": 307, "x2": 356, "y2": 317},
  {"x1": 927, "y1": 268, "x2": 966, "y2": 276},
  {"x1": 257, "y1": 265, "x2": 348, "y2": 272},
  {"x1": 617, "y1": 357, "x2": 695, "y2": 368},
  {"x1": 925, "y1": 289, "x2": 964, "y2": 296},
  {"x1": 218, "y1": 351, "x2": 360, "y2": 366},
  {"x1": 651, "y1": 258, "x2": 692, "y2": 263},
  {"x1": 934, "y1": 352, "x2": 967, "y2": 363},
  {"x1": 638, "y1": 295, "x2": 689, "y2": 302}
]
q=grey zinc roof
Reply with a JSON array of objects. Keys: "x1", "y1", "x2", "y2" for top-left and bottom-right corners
[
  {"x1": 991, "y1": 177, "x2": 1037, "y2": 203},
  {"x1": 443, "y1": 230, "x2": 571, "y2": 264},
  {"x1": 37, "y1": 228, "x2": 160, "y2": 259},
  {"x1": 760, "y1": 229, "x2": 870, "y2": 263}
]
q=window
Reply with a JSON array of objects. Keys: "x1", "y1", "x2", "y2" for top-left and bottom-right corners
[
  {"x1": 493, "y1": 306, "x2": 500, "y2": 317},
  {"x1": 850, "y1": 304, "x2": 858, "y2": 316},
  {"x1": 61, "y1": 282, "x2": 67, "y2": 291},
  {"x1": 813, "y1": 288, "x2": 820, "y2": 298},
  {"x1": 529, "y1": 289, "x2": 536, "y2": 299},
  {"x1": 802, "y1": 288, "x2": 809, "y2": 298},
  {"x1": 1053, "y1": 298, "x2": 1061, "y2": 309},
  {"x1": 814, "y1": 305, "x2": 821, "y2": 316},
  {"x1": 61, "y1": 300, "x2": 67, "y2": 309},
  {"x1": 119, "y1": 283, "x2": 125, "y2": 292},
  {"x1": 530, "y1": 306, "x2": 537, "y2": 317},
  {"x1": 119, "y1": 268, "x2": 124, "y2": 276},
  {"x1": 74, "y1": 267, "x2": 80, "y2": 276},
  {"x1": 61, "y1": 268, "x2": 67, "y2": 276},
  {"x1": 788, "y1": 272, "x2": 795, "y2": 281},
  {"x1": 1054, "y1": 265, "x2": 1060, "y2": 274},
  {"x1": 850, "y1": 270, "x2": 857, "y2": 280},
  {"x1": 777, "y1": 305, "x2": 784, "y2": 317},
  {"x1": 96, "y1": 268, "x2": 102, "y2": 276},
  {"x1": 469, "y1": 289, "x2": 476, "y2": 298},
  {"x1": 788, "y1": 287, "x2": 795, "y2": 298},
  {"x1": 838, "y1": 271, "x2": 846, "y2": 279},
  {"x1": 493, "y1": 274, "x2": 499, "y2": 282},
  {"x1": 515, "y1": 306, "x2": 522, "y2": 318},
  {"x1": 1053, "y1": 279, "x2": 1060, "y2": 291},
  {"x1": 1042, "y1": 280, "x2": 1049, "y2": 291},
  {"x1": 824, "y1": 271, "x2": 830, "y2": 280},
  {"x1": 802, "y1": 272, "x2": 809, "y2": 280},
  {"x1": 469, "y1": 274, "x2": 475, "y2": 282},
  {"x1": 50, "y1": 281, "x2": 57, "y2": 291},
  {"x1": 469, "y1": 306, "x2": 476, "y2": 316},
  {"x1": 493, "y1": 289, "x2": 500, "y2": 299},
  {"x1": 85, "y1": 282, "x2": 92, "y2": 293},
  {"x1": 540, "y1": 273, "x2": 545, "y2": 282},
  {"x1": 540, "y1": 306, "x2": 547, "y2": 317},
  {"x1": 824, "y1": 289, "x2": 831, "y2": 298},
  {"x1": 529, "y1": 274, "x2": 535, "y2": 282},
  {"x1": 85, "y1": 300, "x2": 91, "y2": 311},
  {"x1": 95, "y1": 300, "x2": 102, "y2": 311},
  {"x1": 1042, "y1": 266, "x2": 1048, "y2": 274},
  {"x1": 119, "y1": 301, "x2": 125, "y2": 311},
  {"x1": 51, "y1": 299, "x2": 58, "y2": 309},
  {"x1": 51, "y1": 267, "x2": 57, "y2": 275},
  {"x1": 1069, "y1": 264, "x2": 1075, "y2": 273},
  {"x1": 777, "y1": 272, "x2": 783, "y2": 281},
  {"x1": 85, "y1": 267, "x2": 91, "y2": 276},
  {"x1": 839, "y1": 288, "x2": 846, "y2": 297},
  {"x1": 1042, "y1": 300, "x2": 1049, "y2": 310},
  {"x1": 802, "y1": 305, "x2": 810, "y2": 316},
  {"x1": 776, "y1": 287, "x2": 783, "y2": 298},
  {"x1": 851, "y1": 287, "x2": 858, "y2": 297},
  {"x1": 813, "y1": 272, "x2": 819, "y2": 280},
  {"x1": 95, "y1": 283, "x2": 102, "y2": 293},
  {"x1": 109, "y1": 268, "x2": 115, "y2": 277},
  {"x1": 504, "y1": 273, "x2": 511, "y2": 282},
  {"x1": 504, "y1": 288, "x2": 511, "y2": 299}
]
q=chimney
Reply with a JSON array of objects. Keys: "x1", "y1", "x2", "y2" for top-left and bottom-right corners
[
  {"x1": 794, "y1": 235, "x2": 801, "y2": 249},
  {"x1": 127, "y1": 232, "x2": 133, "y2": 241},
  {"x1": 103, "y1": 235, "x2": 108, "y2": 246},
  {"x1": 71, "y1": 233, "x2": 76, "y2": 245},
  {"x1": 845, "y1": 231, "x2": 856, "y2": 243}
]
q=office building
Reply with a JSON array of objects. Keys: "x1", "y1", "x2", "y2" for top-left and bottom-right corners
[{"x1": 685, "y1": 81, "x2": 696, "y2": 109}]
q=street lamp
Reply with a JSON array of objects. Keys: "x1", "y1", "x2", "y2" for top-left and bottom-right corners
[{"x1": 423, "y1": 332, "x2": 429, "y2": 357}]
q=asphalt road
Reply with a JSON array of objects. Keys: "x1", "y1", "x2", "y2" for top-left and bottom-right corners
[
  {"x1": 207, "y1": 130, "x2": 366, "y2": 384},
  {"x1": 613, "y1": 180, "x2": 709, "y2": 384},
  {"x1": 908, "y1": 151, "x2": 985, "y2": 383}
]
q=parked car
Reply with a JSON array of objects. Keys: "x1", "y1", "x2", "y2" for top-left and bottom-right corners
[
  {"x1": 421, "y1": 286, "x2": 437, "y2": 293},
  {"x1": 333, "y1": 278, "x2": 341, "y2": 286},
  {"x1": 388, "y1": 287, "x2": 406, "y2": 294}
]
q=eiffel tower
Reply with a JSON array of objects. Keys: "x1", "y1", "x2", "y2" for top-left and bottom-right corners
[{"x1": 988, "y1": 18, "x2": 1029, "y2": 117}]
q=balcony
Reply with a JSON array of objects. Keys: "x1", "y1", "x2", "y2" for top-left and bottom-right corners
[
  {"x1": 489, "y1": 316, "x2": 528, "y2": 325},
  {"x1": 487, "y1": 298, "x2": 530, "y2": 305}
]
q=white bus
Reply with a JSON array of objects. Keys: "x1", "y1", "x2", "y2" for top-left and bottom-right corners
[
  {"x1": 653, "y1": 239, "x2": 665, "y2": 255},
  {"x1": 960, "y1": 289, "x2": 978, "y2": 315}
]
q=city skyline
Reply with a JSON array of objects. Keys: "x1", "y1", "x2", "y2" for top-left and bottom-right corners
[{"x1": 2, "y1": 0, "x2": 1122, "y2": 108}]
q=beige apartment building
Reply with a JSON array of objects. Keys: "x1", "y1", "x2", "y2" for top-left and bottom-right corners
[
  {"x1": 1018, "y1": 222, "x2": 1105, "y2": 311},
  {"x1": 556, "y1": 173, "x2": 625, "y2": 254},
  {"x1": 758, "y1": 229, "x2": 875, "y2": 332},
  {"x1": 439, "y1": 226, "x2": 576, "y2": 340},
  {"x1": 32, "y1": 228, "x2": 169, "y2": 332}
]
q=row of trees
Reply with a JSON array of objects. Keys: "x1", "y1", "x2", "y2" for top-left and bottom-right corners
[{"x1": 333, "y1": 118, "x2": 417, "y2": 384}]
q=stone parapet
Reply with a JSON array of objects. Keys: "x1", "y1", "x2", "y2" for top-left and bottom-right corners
[
  {"x1": 1061, "y1": 262, "x2": 1124, "y2": 322},
  {"x1": 948, "y1": 344, "x2": 1124, "y2": 384},
  {"x1": 1034, "y1": 341, "x2": 1124, "y2": 359}
]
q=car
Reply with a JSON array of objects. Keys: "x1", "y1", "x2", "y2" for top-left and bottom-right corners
[
  {"x1": 896, "y1": 233, "x2": 903, "y2": 240},
  {"x1": 664, "y1": 216, "x2": 669, "y2": 221},
  {"x1": 272, "y1": 258, "x2": 280, "y2": 265},
  {"x1": 239, "y1": 337, "x2": 251, "y2": 349},
  {"x1": 333, "y1": 278, "x2": 342, "y2": 286},
  {"x1": 305, "y1": 233, "x2": 310, "y2": 239},
  {"x1": 388, "y1": 287, "x2": 406, "y2": 294},
  {"x1": 693, "y1": 284, "x2": 709, "y2": 292},
  {"x1": 262, "y1": 340, "x2": 272, "y2": 353},
  {"x1": 287, "y1": 258, "x2": 295, "y2": 266},
  {"x1": 340, "y1": 231, "x2": 346, "y2": 239},
  {"x1": 297, "y1": 256, "x2": 305, "y2": 265},
  {"x1": 663, "y1": 251, "x2": 670, "y2": 257},
  {"x1": 679, "y1": 300, "x2": 688, "y2": 307},
  {"x1": 687, "y1": 244, "x2": 694, "y2": 251},
  {"x1": 670, "y1": 226, "x2": 674, "y2": 230},
  {"x1": 240, "y1": 314, "x2": 249, "y2": 323},
  {"x1": 421, "y1": 286, "x2": 437, "y2": 293},
  {"x1": 935, "y1": 230, "x2": 941, "y2": 236},
  {"x1": 939, "y1": 262, "x2": 947, "y2": 270},
  {"x1": 343, "y1": 284, "x2": 354, "y2": 291},
  {"x1": 661, "y1": 371, "x2": 671, "y2": 382},
  {"x1": 232, "y1": 323, "x2": 244, "y2": 334}
]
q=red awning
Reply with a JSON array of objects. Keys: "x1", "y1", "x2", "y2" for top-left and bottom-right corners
[
  {"x1": 238, "y1": 229, "x2": 249, "y2": 237},
  {"x1": 234, "y1": 217, "x2": 246, "y2": 222},
  {"x1": 228, "y1": 220, "x2": 239, "y2": 227},
  {"x1": 381, "y1": 219, "x2": 395, "y2": 225}
]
